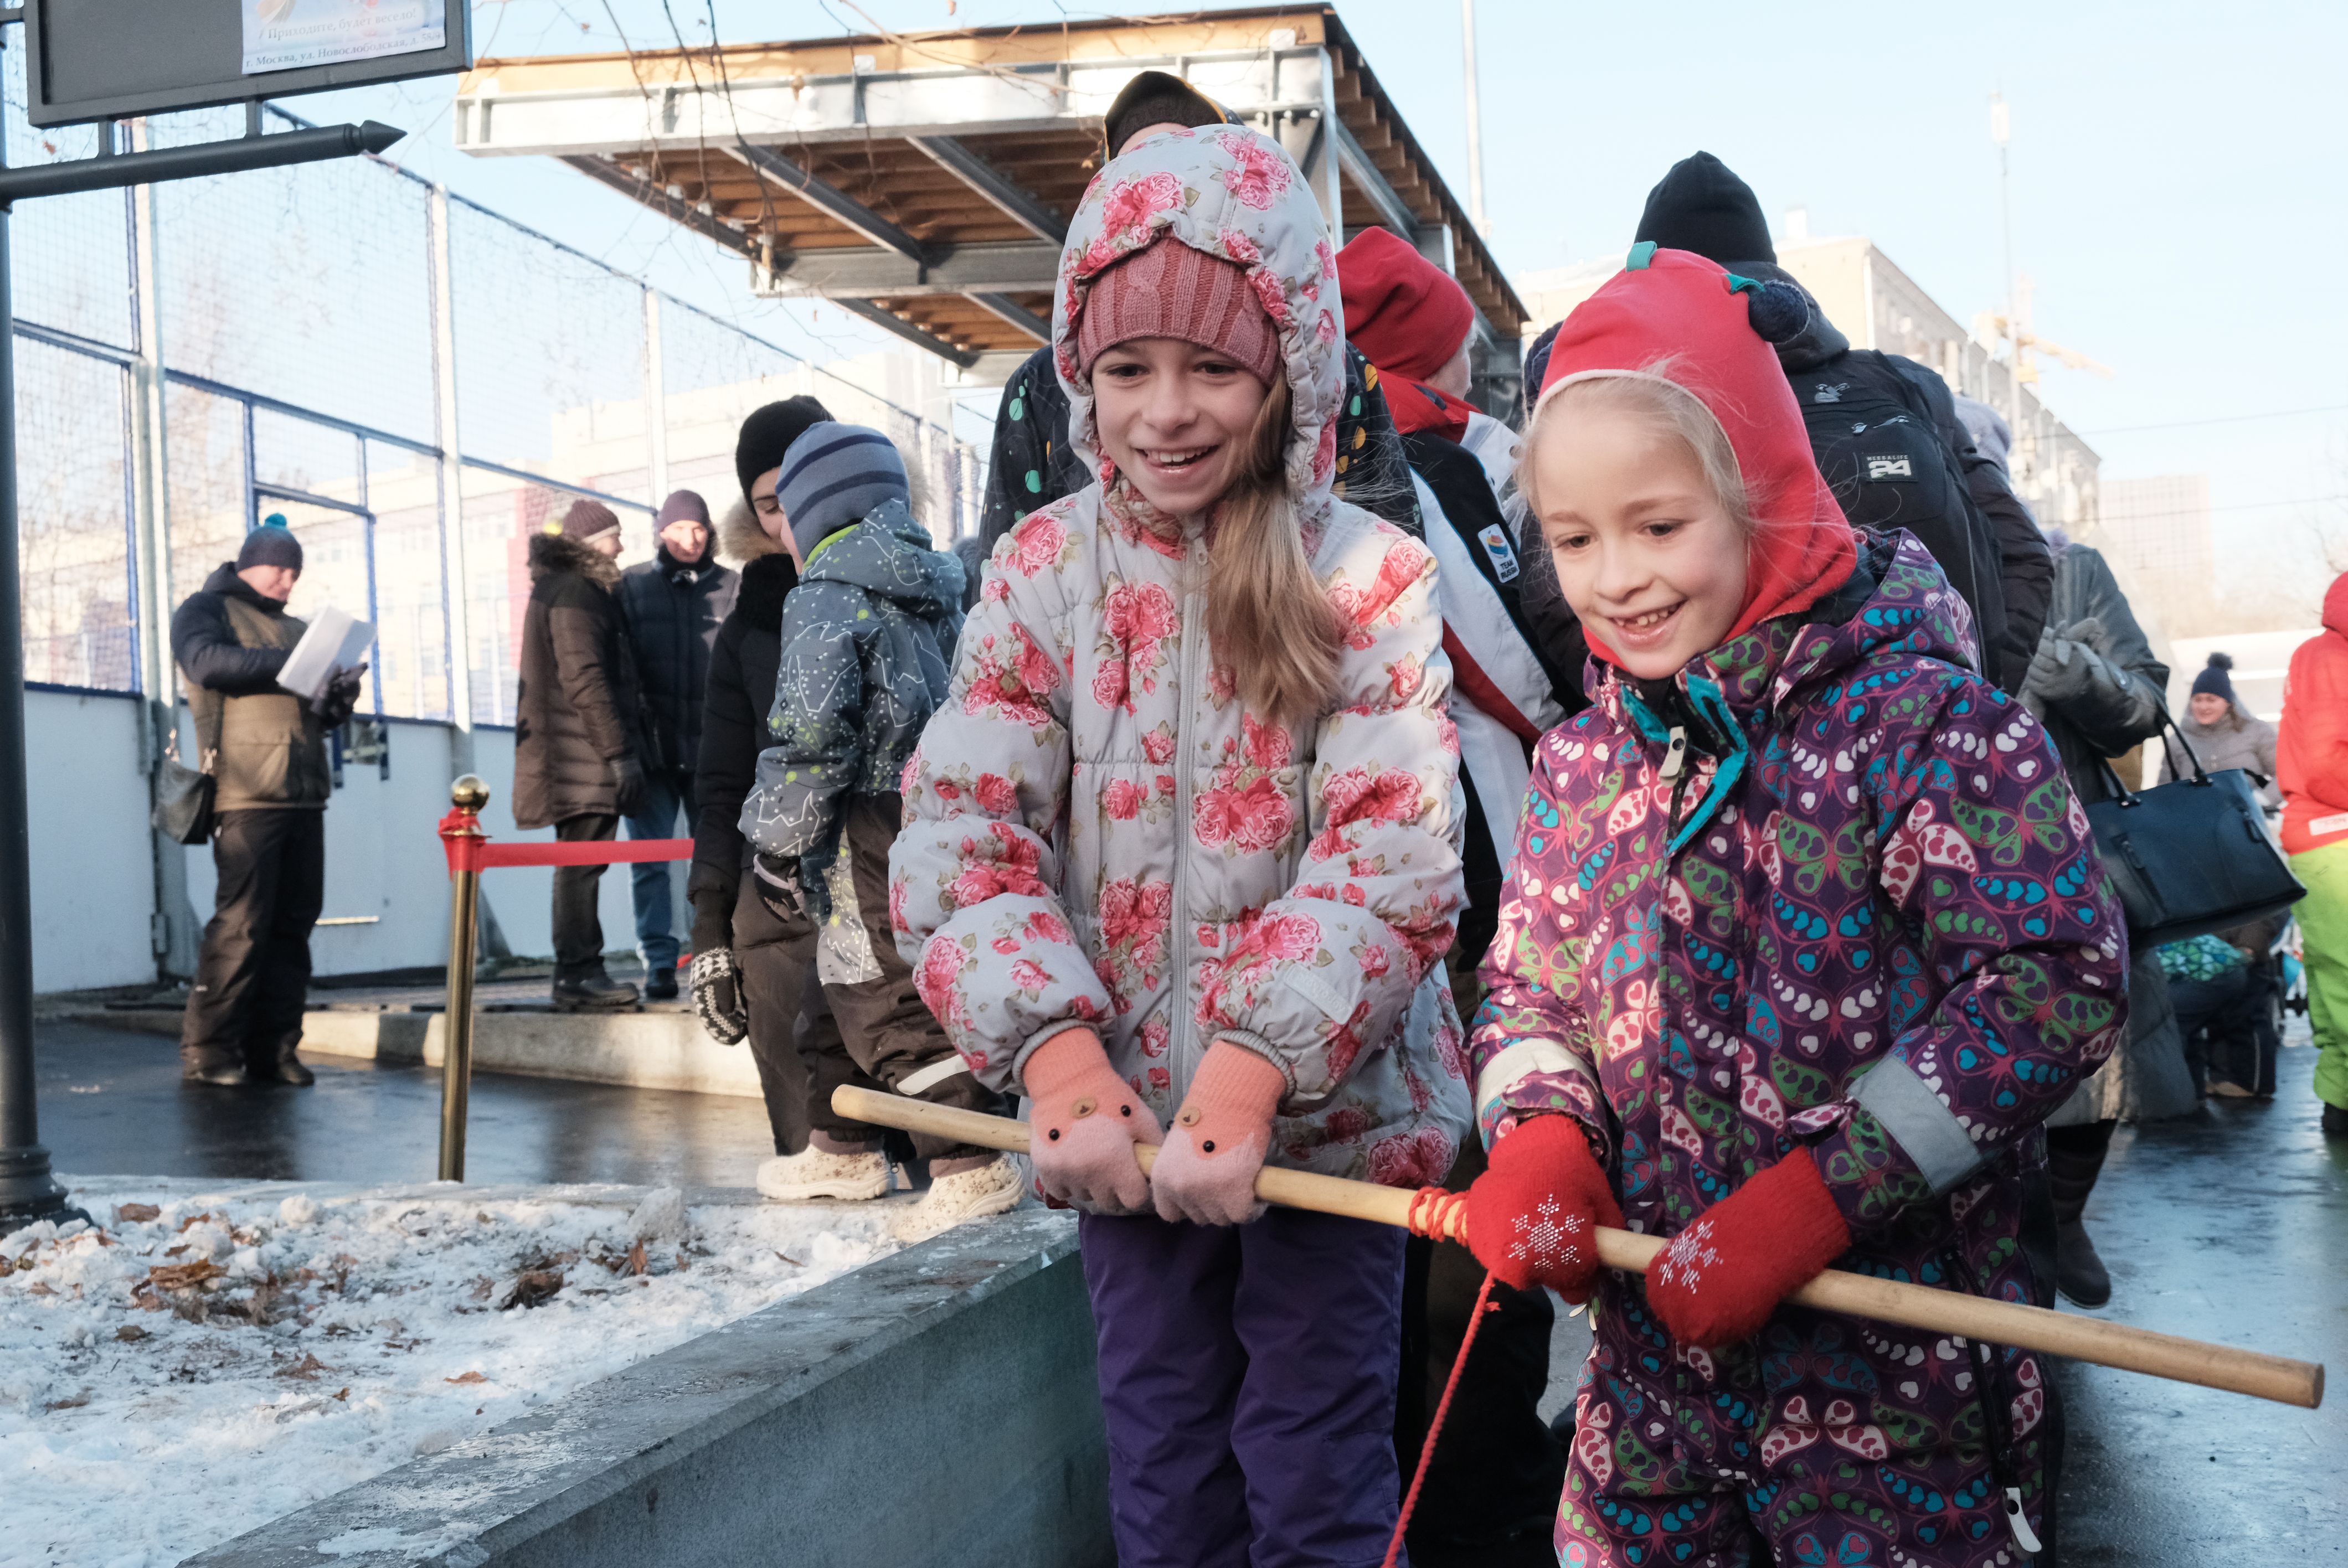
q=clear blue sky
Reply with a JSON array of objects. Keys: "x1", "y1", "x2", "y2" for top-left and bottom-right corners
[{"x1": 292, "y1": 0, "x2": 2347, "y2": 601}]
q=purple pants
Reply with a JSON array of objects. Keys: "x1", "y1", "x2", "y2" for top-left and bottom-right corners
[{"x1": 1079, "y1": 1208, "x2": 1408, "y2": 1568}]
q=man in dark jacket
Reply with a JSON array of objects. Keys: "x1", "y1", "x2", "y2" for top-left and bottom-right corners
[
  {"x1": 172, "y1": 524, "x2": 362, "y2": 1086},
  {"x1": 514, "y1": 498, "x2": 650, "y2": 1010},
  {"x1": 1629, "y1": 152, "x2": 2054, "y2": 694},
  {"x1": 976, "y1": 69, "x2": 1422, "y2": 553},
  {"x1": 688, "y1": 395, "x2": 835, "y2": 1168},
  {"x1": 617, "y1": 488, "x2": 737, "y2": 998}
]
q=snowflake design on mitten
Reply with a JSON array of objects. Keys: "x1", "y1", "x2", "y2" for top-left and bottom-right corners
[
  {"x1": 1509, "y1": 1194, "x2": 1589, "y2": 1277},
  {"x1": 1654, "y1": 1216, "x2": 1722, "y2": 1294}
]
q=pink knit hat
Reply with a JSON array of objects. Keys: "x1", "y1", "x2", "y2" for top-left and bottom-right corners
[{"x1": 1075, "y1": 237, "x2": 1279, "y2": 385}]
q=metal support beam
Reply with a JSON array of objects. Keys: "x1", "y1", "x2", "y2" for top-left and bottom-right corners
[
  {"x1": 1328, "y1": 113, "x2": 1420, "y2": 239},
  {"x1": 560, "y1": 155, "x2": 753, "y2": 259},
  {"x1": 727, "y1": 143, "x2": 936, "y2": 265},
  {"x1": 965, "y1": 292, "x2": 1052, "y2": 344},
  {"x1": 753, "y1": 240, "x2": 1059, "y2": 298},
  {"x1": 904, "y1": 135, "x2": 1067, "y2": 244},
  {"x1": 831, "y1": 298, "x2": 979, "y2": 369}
]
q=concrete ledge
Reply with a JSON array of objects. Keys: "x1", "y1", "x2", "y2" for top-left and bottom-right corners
[
  {"x1": 186, "y1": 1207, "x2": 1112, "y2": 1568},
  {"x1": 81, "y1": 1008, "x2": 764, "y2": 1098}
]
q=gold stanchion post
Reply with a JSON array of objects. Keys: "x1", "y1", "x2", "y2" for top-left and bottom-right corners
[{"x1": 437, "y1": 775, "x2": 488, "y2": 1182}]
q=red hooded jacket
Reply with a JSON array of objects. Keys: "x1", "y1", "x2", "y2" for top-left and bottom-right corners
[{"x1": 2279, "y1": 572, "x2": 2348, "y2": 854}]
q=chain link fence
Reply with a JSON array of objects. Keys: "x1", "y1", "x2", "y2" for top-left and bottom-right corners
[{"x1": 6, "y1": 68, "x2": 984, "y2": 730}]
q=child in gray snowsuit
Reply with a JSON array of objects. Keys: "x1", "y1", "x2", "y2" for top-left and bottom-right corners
[{"x1": 738, "y1": 422, "x2": 1016, "y2": 1235}]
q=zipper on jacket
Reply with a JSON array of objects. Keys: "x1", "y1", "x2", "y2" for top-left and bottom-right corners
[
  {"x1": 1660, "y1": 725, "x2": 1695, "y2": 843},
  {"x1": 1168, "y1": 584, "x2": 1208, "y2": 1098}
]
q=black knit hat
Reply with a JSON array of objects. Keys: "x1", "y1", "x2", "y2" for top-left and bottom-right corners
[
  {"x1": 734, "y1": 396, "x2": 834, "y2": 504},
  {"x1": 2192, "y1": 652, "x2": 2238, "y2": 703},
  {"x1": 1634, "y1": 152, "x2": 1776, "y2": 268},
  {"x1": 236, "y1": 524, "x2": 303, "y2": 575},
  {"x1": 1102, "y1": 70, "x2": 1233, "y2": 161}
]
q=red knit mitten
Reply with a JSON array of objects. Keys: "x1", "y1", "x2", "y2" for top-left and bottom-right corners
[
  {"x1": 1024, "y1": 1029, "x2": 1162, "y2": 1215},
  {"x1": 1463, "y1": 1113, "x2": 1624, "y2": 1302},
  {"x1": 1646, "y1": 1149, "x2": 1850, "y2": 1349},
  {"x1": 1151, "y1": 1042, "x2": 1286, "y2": 1227}
]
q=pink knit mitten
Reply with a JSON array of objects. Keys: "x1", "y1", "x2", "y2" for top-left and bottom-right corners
[
  {"x1": 1150, "y1": 1041, "x2": 1286, "y2": 1226},
  {"x1": 1023, "y1": 1029, "x2": 1162, "y2": 1215}
]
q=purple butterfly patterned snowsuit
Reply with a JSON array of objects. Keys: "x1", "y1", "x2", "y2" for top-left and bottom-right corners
[{"x1": 1471, "y1": 531, "x2": 2128, "y2": 1566}]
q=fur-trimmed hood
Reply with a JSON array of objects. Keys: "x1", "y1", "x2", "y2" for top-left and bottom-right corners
[{"x1": 528, "y1": 529, "x2": 622, "y2": 589}]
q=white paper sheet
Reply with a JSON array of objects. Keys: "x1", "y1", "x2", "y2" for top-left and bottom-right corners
[{"x1": 276, "y1": 605, "x2": 373, "y2": 703}]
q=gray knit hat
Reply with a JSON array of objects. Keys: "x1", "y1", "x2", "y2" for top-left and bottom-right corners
[
  {"x1": 237, "y1": 522, "x2": 303, "y2": 575},
  {"x1": 776, "y1": 423, "x2": 909, "y2": 559},
  {"x1": 559, "y1": 498, "x2": 622, "y2": 545}
]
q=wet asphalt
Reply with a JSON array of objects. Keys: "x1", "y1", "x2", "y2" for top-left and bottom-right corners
[{"x1": 23, "y1": 1020, "x2": 2348, "y2": 1564}]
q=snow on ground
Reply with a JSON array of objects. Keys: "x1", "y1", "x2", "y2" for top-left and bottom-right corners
[{"x1": 0, "y1": 1177, "x2": 908, "y2": 1567}]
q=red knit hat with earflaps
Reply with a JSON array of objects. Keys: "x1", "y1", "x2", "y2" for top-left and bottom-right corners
[{"x1": 1537, "y1": 244, "x2": 1856, "y2": 664}]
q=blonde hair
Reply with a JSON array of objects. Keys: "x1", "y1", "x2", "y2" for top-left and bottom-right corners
[
  {"x1": 1518, "y1": 365, "x2": 1758, "y2": 536},
  {"x1": 1209, "y1": 375, "x2": 1340, "y2": 728}
]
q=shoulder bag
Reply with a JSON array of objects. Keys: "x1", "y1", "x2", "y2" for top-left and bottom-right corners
[
  {"x1": 152, "y1": 698, "x2": 223, "y2": 846},
  {"x1": 2085, "y1": 713, "x2": 2303, "y2": 947}
]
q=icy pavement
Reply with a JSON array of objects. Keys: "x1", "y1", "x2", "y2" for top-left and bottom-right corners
[{"x1": 0, "y1": 1175, "x2": 908, "y2": 1568}]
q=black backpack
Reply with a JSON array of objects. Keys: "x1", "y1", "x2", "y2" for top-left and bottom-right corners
[{"x1": 1789, "y1": 350, "x2": 2007, "y2": 668}]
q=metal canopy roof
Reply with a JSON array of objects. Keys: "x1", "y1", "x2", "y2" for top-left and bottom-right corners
[{"x1": 452, "y1": 7, "x2": 1527, "y2": 382}]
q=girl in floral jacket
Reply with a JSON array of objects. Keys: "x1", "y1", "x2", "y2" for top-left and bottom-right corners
[
  {"x1": 1459, "y1": 246, "x2": 2128, "y2": 1565},
  {"x1": 889, "y1": 126, "x2": 1469, "y2": 1561}
]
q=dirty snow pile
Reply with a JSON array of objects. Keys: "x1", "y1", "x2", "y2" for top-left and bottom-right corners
[{"x1": 0, "y1": 1179, "x2": 905, "y2": 1567}]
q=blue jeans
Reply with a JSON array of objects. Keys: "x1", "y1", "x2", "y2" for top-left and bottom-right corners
[{"x1": 623, "y1": 768, "x2": 691, "y2": 972}]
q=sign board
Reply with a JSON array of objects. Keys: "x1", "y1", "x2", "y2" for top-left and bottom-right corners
[{"x1": 22, "y1": 0, "x2": 471, "y2": 128}]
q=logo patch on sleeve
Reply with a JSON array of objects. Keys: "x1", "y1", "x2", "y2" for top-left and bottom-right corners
[
  {"x1": 1864, "y1": 454, "x2": 1916, "y2": 481},
  {"x1": 1476, "y1": 523, "x2": 1521, "y2": 582}
]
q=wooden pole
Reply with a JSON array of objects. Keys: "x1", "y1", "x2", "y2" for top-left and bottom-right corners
[{"x1": 833, "y1": 1087, "x2": 2324, "y2": 1410}]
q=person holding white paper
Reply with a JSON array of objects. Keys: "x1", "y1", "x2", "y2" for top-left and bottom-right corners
[{"x1": 169, "y1": 522, "x2": 365, "y2": 1087}]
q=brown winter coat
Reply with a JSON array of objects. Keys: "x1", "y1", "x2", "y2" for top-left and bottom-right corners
[
  {"x1": 513, "y1": 532, "x2": 646, "y2": 830},
  {"x1": 171, "y1": 564, "x2": 332, "y2": 813}
]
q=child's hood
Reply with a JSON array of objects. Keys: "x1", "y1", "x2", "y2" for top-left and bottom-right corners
[
  {"x1": 1052, "y1": 124, "x2": 1345, "y2": 531},
  {"x1": 799, "y1": 498, "x2": 964, "y2": 615},
  {"x1": 1539, "y1": 244, "x2": 1857, "y2": 664}
]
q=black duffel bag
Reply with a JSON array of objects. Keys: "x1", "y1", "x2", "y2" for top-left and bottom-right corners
[{"x1": 2086, "y1": 715, "x2": 2303, "y2": 946}]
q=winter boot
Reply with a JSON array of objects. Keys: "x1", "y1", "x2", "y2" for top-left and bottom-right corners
[
  {"x1": 265, "y1": 1058, "x2": 316, "y2": 1087},
  {"x1": 757, "y1": 1136, "x2": 892, "y2": 1201},
  {"x1": 552, "y1": 969, "x2": 640, "y2": 1012},
  {"x1": 181, "y1": 1059, "x2": 250, "y2": 1087},
  {"x1": 2053, "y1": 1220, "x2": 2112, "y2": 1309},
  {"x1": 889, "y1": 1154, "x2": 1024, "y2": 1243},
  {"x1": 643, "y1": 966, "x2": 679, "y2": 1001},
  {"x1": 2324, "y1": 1103, "x2": 2348, "y2": 1141}
]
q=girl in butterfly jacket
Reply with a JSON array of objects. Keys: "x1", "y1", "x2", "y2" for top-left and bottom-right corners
[{"x1": 1460, "y1": 245, "x2": 2128, "y2": 1566}]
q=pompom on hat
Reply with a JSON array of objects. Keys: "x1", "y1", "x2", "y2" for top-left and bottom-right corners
[{"x1": 1537, "y1": 242, "x2": 1855, "y2": 658}]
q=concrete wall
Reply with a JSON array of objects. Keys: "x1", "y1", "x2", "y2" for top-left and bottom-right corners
[
  {"x1": 189, "y1": 1209, "x2": 1113, "y2": 1568},
  {"x1": 27, "y1": 688, "x2": 671, "y2": 994}
]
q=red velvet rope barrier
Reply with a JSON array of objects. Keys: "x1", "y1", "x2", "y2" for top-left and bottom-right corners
[{"x1": 437, "y1": 809, "x2": 690, "y2": 875}]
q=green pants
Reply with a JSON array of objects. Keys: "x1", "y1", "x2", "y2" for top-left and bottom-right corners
[{"x1": 2292, "y1": 838, "x2": 2348, "y2": 1109}]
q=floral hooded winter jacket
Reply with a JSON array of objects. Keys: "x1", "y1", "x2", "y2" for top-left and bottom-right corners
[
  {"x1": 889, "y1": 125, "x2": 1472, "y2": 1186},
  {"x1": 1475, "y1": 529, "x2": 2128, "y2": 1259}
]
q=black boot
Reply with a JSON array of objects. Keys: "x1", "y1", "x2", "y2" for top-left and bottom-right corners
[
  {"x1": 181, "y1": 1059, "x2": 250, "y2": 1087},
  {"x1": 2045, "y1": 1120, "x2": 2117, "y2": 1309},
  {"x1": 2053, "y1": 1219, "x2": 2112, "y2": 1309},
  {"x1": 265, "y1": 1058, "x2": 316, "y2": 1086},
  {"x1": 2324, "y1": 1103, "x2": 2348, "y2": 1140},
  {"x1": 553, "y1": 970, "x2": 640, "y2": 1012},
  {"x1": 643, "y1": 966, "x2": 679, "y2": 1001}
]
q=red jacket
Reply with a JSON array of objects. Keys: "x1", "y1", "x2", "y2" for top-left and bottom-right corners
[{"x1": 2279, "y1": 572, "x2": 2348, "y2": 854}]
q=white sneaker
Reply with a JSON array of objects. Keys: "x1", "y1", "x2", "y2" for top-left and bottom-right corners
[
  {"x1": 889, "y1": 1155, "x2": 1024, "y2": 1242},
  {"x1": 756, "y1": 1147, "x2": 892, "y2": 1202}
]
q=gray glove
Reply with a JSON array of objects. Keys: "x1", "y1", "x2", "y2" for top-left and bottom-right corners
[
  {"x1": 2021, "y1": 618, "x2": 2108, "y2": 714},
  {"x1": 688, "y1": 948, "x2": 747, "y2": 1045},
  {"x1": 609, "y1": 756, "x2": 648, "y2": 818}
]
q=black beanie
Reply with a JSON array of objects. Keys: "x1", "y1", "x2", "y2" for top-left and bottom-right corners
[
  {"x1": 2191, "y1": 652, "x2": 2237, "y2": 703},
  {"x1": 734, "y1": 396, "x2": 834, "y2": 504},
  {"x1": 1633, "y1": 152, "x2": 1776, "y2": 267},
  {"x1": 235, "y1": 524, "x2": 303, "y2": 575}
]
